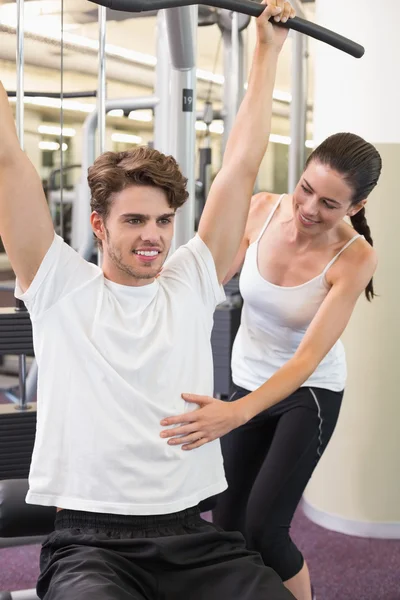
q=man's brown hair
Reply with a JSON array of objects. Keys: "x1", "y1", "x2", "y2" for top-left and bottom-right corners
[{"x1": 88, "y1": 147, "x2": 189, "y2": 247}]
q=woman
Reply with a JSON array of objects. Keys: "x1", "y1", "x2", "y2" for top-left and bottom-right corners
[{"x1": 160, "y1": 132, "x2": 382, "y2": 600}]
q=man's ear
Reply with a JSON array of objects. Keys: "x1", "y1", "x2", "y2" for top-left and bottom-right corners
[{"x1": 90, "y1": 211, "x2": 106, "y2": 244}]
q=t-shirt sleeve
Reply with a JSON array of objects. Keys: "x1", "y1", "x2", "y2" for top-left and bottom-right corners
[
  {"x1": 14, "y1": 233, "x2": 98, "y2": 320},
  {"x1": 161, "y1": 234, "x2": 226, "y2": 312}
]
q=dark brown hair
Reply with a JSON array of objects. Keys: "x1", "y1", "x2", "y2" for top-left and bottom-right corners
[
  {"x1": 88, "y1": 147, "x2": 189, "y2": 247},
  {"x1": 305, "y1": 133, "x2": 382, "y2": 301}
]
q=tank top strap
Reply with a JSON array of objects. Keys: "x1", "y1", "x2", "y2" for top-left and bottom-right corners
[
  {"x1": 254, "y1": 194, "x2": 286, "y2": 244},
  {"x1": 322, "y1": 234, "x2": 364, "y2": 274}
]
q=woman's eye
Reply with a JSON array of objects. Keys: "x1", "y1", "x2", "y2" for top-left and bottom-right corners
[{"x1": 323, "y1": 200, "x2": 335, "y2": 210}]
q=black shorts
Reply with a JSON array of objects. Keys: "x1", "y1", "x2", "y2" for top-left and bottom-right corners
[{"x1": 37, "y1": 507, "x2": 295, "y2": 600}]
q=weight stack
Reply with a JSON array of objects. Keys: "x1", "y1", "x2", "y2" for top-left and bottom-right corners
[
  {"x1": 212, "y1": 277, "x2": 242, "y2": 399},
  {"x1": 0, "y1": 404, "x2": 37, "y2": 480},
  {"x1": 0, "y1": 307, "x2": 34, "y2": 356},
  {"x1": 0, "y1": 306, "x2": 36, "y2": 480}
]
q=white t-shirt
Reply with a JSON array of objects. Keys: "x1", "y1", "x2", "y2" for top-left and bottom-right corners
[{"x1": 15, "y1": 233, "x2": 227, "y2": 515}]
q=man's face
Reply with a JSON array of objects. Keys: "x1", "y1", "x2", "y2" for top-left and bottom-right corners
[{"x1": 91, "y1": 185, "x2": 175, "y2": 286}]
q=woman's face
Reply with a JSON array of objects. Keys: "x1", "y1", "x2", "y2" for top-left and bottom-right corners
[{"x1": 292, "y1": 161, "x2": 362, "y2": 235}]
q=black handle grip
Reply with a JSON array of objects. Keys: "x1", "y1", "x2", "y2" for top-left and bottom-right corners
[
  {"x1": 275, "y1": 15, "x2": 364, "y2": 59},
  {"x1": 88, "y1": 0, "x2": 364, "y2": 59}
]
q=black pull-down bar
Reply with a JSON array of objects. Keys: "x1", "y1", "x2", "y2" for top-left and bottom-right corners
[{"x1": 88, "y1": 0, "x2": 365, "y2": 58}]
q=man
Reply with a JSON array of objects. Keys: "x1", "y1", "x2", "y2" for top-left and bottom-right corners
[{"x1": 0, "y1": 1, "x2": 296, "y2": 598}]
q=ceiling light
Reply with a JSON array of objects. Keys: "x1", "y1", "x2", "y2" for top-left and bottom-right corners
[
  {"x1": 196, "y1": 69, "x2": 224, "y2": 85},
  {"x1": 269, "y1": 134, "x2": 315, "y2": 147},
  {"x1": 108, "y1": 109, "x2": 124, "y2": 117},
  {"x1": 111, "y1": 133, "x2": 142, "y2": 144},
  {"x1": 209, "y1": 122, "x2": 224, "y2": 134},
  {"x1": 128, "y1": 110, "x2": 153, "y2": 122},
  {"x1": 9, "y1": 96, "x2": 95, "y2": 113},
  {"x1": 39, "y1": 141, "x2": 68, "y2": 151},
  {"x1": 270, "y1": 134, "x2": 291, "y2": 145},
  {"x1": 272, "y1": 90, "x2": 292, "y2": 103},
  {"x1": 0, "y1": 7, "x2": 156, "y2": 66},
  {"x1": 195, "y1": 121, "x2": 224, "y2": 134},
  {"x1": 38, "y1": 125, "x2": 76, "y2": 137}
]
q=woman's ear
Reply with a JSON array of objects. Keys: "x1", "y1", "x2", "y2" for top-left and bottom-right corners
[{"x1": 347, "y1": 199, "x2": 367, "y2": 218}]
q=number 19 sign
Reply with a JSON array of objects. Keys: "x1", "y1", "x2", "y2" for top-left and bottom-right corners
[{"x1": 182, "y1": 89, "x2": 194, "y2": 112}]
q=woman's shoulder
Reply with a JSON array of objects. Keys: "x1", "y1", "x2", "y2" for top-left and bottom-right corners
[
  {"x1": 339, "y1": 221, "x2": 376, "y2": 261},
  {"x1": 246, "y1": 192, "x2": 285, "y2": 242},
  {"x1": 328, "y1": 222, "x2": 377, "y2": 285},
  {"x1": 249, "y1": 191, "x2": 282, "y2": 214}
]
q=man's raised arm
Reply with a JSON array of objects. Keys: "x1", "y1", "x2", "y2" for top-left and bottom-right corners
[
  {"x1": 0, "y1": 81, "x2": 55, "y2": 292},
  {"x1": 197, "y1": 0, "x2": 295, "y2": 283}
]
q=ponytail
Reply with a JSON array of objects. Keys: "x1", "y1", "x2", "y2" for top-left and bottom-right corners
[{"x1": 350, "y1": 207, "x2": 375, "y2": 301}]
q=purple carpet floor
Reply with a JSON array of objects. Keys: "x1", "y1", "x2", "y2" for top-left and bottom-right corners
[{"x1": 1, "y1": 508, "x2": 399, "y2": 598}]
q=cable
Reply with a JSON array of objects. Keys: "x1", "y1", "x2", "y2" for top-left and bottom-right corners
[
  {"x1": 59, "y1": 0, "x2": 64, "y2": 239},
  {"x1": 201, "y1": 30, "x2": 223, "y2": 142},
  {"x1": 205, "y1": 31, "x2": 223, "y2": 105}
]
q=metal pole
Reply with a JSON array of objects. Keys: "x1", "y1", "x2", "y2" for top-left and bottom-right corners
[
  {"x1": 97, "y1": 5, "x2": 107, "y2": 266},
  {"x1": 17, "y1": 354, "x2": 27, "y2": 410},
  {"x1": 231, "y1": 11, "x2": 239, "y2": 115},
  {"x1": 16, "y1": 0, "x2": 24, "y2": 149},
  {"x1": 25, "y1": 359, "x2": 38, "y2": 406},
  {"x1": 222, "y1": 25, "x2": 244, "y2": 153},
  {"x1": 288, "y1": 31, "x2": 308, "y2": 192},
  {"x1": 165, "y1": 6, "x2": 197, "y2": 251},
  {"x1": 153, "y1": 10, "x2": 172, "y2": 156},
  {"x1": 98, "y1": 6, "x2": 107, "y2": 155},
  {"x1": 15, "y1": 0, "x2": 28, "y2": 411}
]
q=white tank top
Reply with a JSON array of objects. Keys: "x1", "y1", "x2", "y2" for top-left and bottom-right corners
[{"x1": 231, "y1": 194, "x2": 362, "y2": 393}]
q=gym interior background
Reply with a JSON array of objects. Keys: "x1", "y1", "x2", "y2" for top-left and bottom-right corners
[{"x1": 0, "y1": 0, "x2": 399, "y2": 599}]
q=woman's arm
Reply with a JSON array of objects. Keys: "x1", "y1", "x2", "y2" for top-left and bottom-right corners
[
  {"x1": 236, "y1": 242, "x2": 377, "y2": 422},
  {"x1": 160, "y1": 241, "x2": 377, "y2": 449},
  {"x1": 196, "y1": 1, "x2": 295, "y2": 284}
]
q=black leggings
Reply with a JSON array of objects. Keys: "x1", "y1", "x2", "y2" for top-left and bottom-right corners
[{"x1": 213, "y1": 384, "x2": 343, "y2": 582}]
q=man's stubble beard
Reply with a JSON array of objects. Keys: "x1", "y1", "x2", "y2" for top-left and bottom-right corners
[{"x1": 105, "y1": 233, "x2": 166, "y2": 281}]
